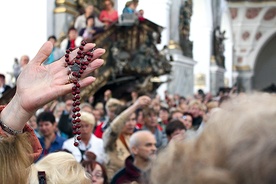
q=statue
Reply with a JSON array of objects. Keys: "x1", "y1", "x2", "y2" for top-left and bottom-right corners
[
  {"x1": 213, "y1": 26, "x2": 226, "y2": 68},
  {"x1": 179, "y1": 0, "x2": 193, "y2": 58}
]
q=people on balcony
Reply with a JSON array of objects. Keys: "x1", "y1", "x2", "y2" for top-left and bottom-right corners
[
  {"x1": 79, "y1": 15, "x2": 105, "y2": 43},
  {"x1": 99, "y1": 0, "x2": 119, "y2": 26},
  {"x1": 60, "y1": 27, "x2": 83, "y2": 53},
  {"x1": 74, "y1": 4, "x2": 104, "y2": 33},
  {"x1": 122, "y1": 1, "x2": 135, "y2": 14}
]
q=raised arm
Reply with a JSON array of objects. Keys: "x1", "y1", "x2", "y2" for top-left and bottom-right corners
[
  {"x1": 0, "y1": 41, "x2": 105, "y2": 134},
  {"x1": 103, "y1": 95, "x2": 151, "y2": 150}
]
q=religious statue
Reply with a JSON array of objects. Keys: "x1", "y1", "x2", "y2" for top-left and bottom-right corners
[{"x1": 213, "y1": 26, "x2": 226, "y2": 68}]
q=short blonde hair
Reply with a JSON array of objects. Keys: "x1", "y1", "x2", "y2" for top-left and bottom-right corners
[
  {"x1": 80, "y1": 111, "x2": 95, "y2": 127},
  {"x1": 29, "y1": 151, "x2": 91, "y2": 184}
]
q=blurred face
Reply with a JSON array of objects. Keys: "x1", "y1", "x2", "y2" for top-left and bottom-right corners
[
  {"x1": 65, "y1": 99, "x2": 73, "y2": 112},
  {"x1": 172, "y1": 111, "x2": 185, "y2": 125},
  {"x1": 80, "y1": 121, "x2": 93, "y2": 136},
  {"x1": 122, "y1": 113, "x2": 136, "y2": 135},
  {"x1": 54, "y1": 105, "x2": 65, "y2": 120},
  {"x1": 189, "y1": 105, "x2": 200, "y2": 118},
  {"x1": 38, "y1": 121, "x2": 56, "y2": 137},
  {"x1": 104, "y1": 0, "x2": 113, "y2": 9},
  {"x1": 144, "y1": 113, "x2": 158, "y2": 128},
  {"x1": 137, "y1": 111, "x2": 143, "y2": 123},
  {"x1": 86, "y1": 5, "x2": 94, "y2": 15},
  {"x1": 91, "y1": 163, "x2": 104, "y2": 184},
  {"x1": 92, "y1": 109, "x2": 101, "y2": 122},
  {"x1": 133, "y1": 133, "x2": 157, "y2": 161},
  {"x1": 87, "y1": 18, "x2": 94, "y2": 27},
  {"x1": 159, "y1": 109, "x2": 169, "y2": 122},
  {"x1": 68, "y1": 29, "x2": 78, "y2": 40},
  {"x1": 183, "y1": 115, "x2": 193, "y2": 129}
]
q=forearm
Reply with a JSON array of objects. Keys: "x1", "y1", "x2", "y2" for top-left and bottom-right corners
[{"x1": 110, "y1": 103, "x2": 139, "y2": 131}]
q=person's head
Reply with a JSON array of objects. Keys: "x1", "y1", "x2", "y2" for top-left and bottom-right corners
[
  {"x1": 170, "y1": 109, "x2": 184, "y2": 122},
  {"x1": 104, "y1": 89, "x2": 112, "y2": 100},
  {"x1": 143, "y1": 107, "x2": 158, "y2": 128},
  {"x1": 80, "y1": 111, "x2": 96, "y2": 137},
  {"x1": 82, "y1": 160, "x2": 108, "y2": 184},
  {"x1": 159, "y1": 106, "x2": 169, "y2": 122},
  {"x1": 84, "y1": 4, "x2": 94, "y2": 16},
  {"x1": 138, "y1": 9, "x2": 144, "y2": 16},
  {"x1": 132, "y1": 0, "x2": 139, "y2": 9},
  {"x1": 165, "y1": 119, "x2": 186, "y2": 142},
  {"x1": 92, "y1": 109, "x2": 101, "y2": 122},
  {"x1": 20, "y1": 55, "x2": 30, "y2": 67},
  {"x1": 188, "y1": 99, "x2": 202, "y2": 118},
  {"x1": 0, "y1": 133, "x2": 33, "y2": 184},
  {"x1": 94, "y1": 102, "x2": 104, "y2": 117},
  {"x1": 86, "y1": 15, "x2": 95, "y2": 27},
  {"x1": 150, "y1": 92, "x2": 276, "y2": 184},
  {"x1": 122, "y1": 112, "x2": 137, "y2": 135},
  {"x1": 80, "y1": 102, "x2": 93, "y2": 114},
  {"x1": 37, "y1": 111, "x2": 56, "y2": 138},
  {"x1": 136, "y1": 108, "x2": 144, "y2": 123},
  {"x1": 182, "y1": 112, "x2": 193, "y2": 129},
  {"x1": 125, "y1": 1, "x2": 132, "y2": 7},
  {"x1": 53, "y1": 102, "x2": 66, "y2": 122},
  {"x1": 29, "y1": 151, "x2": 91, "y2": 184},
  {"x1": 47, "y1": 35, "x2": 57, "y2": 46},
  {"x1": 151, "y1": 98, "x2": 161, "y2": 113},
  {"x1": 105, "y1": 98, "x2": 121, "y2": 121},
  {"x1": 27, "y1": 114, "x2": 38, "y2": 130},
  {"x1": 130, "y1": 130, "x2": 157, "y2": 162},
  {"x1": 0, "y1": 73, "x2": 6, "y2": 86},
  {"x1": 67, "y1": 27, "x2": 78, "y2": 40},
  {"x1": 103, "y1": 0, "x2": 114, "y2": 10}
]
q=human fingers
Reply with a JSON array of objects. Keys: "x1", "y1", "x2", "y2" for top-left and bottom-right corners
[
  {"x1": 138, "y1": 96, "x2": 151, "y2": 106},
  {"x1": 30, "y1": 41, "x2": 53, "y2": 65}
]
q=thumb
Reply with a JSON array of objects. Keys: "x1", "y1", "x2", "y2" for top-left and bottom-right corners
[{"x1": 30, "y1": 41, "x2": 53, "y2": 65}]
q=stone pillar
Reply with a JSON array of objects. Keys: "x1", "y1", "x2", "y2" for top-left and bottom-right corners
[
  {"x1": 167, "y1": 48, "x2": 197, "y2": 97},
  {"x1": 210, "y1": 58, "x2": 226, "y2": 95},
  {"x1": 236, "y1": 70, "x2": 253, "y2": 92},
  {"x1": 54, "y1": 0, "x2": 79, "y2": 38}
]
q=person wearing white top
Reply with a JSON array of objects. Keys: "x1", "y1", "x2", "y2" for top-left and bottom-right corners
[{"x1": 62, "y1": 111, "x2": 106, "y2": 164}]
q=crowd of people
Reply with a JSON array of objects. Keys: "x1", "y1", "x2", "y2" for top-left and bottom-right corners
[{"x1": 1, "y1": 0, "x2": 276, "y2": 184}]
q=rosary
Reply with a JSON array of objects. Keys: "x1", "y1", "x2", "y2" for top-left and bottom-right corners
[{"x1": 65, "y1": 40, "x2": 95, "y2": 146}]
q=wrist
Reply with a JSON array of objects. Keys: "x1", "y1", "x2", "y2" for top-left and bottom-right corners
[{"x1": 1, "y1": 94, "x2": 32, "y2": 131}]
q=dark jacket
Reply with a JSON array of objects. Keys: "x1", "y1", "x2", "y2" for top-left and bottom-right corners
[{"x1": 111, "y1": 155, "x2": 142, "y2": 184}]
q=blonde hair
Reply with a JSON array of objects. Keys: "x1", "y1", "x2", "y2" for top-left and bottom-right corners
[
  {"x1": 0, "y1": 133, "x2": 33, "y2": 184},
  {"x1": 29, "y1": 151, "x2": 91, "y2": 184},
  {"x1": 151, "y1": 93, "x2": 276, "y2": 184},
  {"x1": 80, "y1": 111, "x2": 95, "y2": 127}
]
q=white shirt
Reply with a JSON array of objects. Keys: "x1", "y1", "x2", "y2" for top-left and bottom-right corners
[{"x1": 62, "y1": 134, "x2": 106, "y2": 164}]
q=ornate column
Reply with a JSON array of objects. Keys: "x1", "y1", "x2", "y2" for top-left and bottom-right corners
[
  {"x1": 167, "y1": 52, "x2": 197, "y2": 97},
  {"x1": 166, "y1": 0, "x2": 196, "y2": 97},
  {"x1": 54, "y1": 0, "x2": 79, "y2": 38}
]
